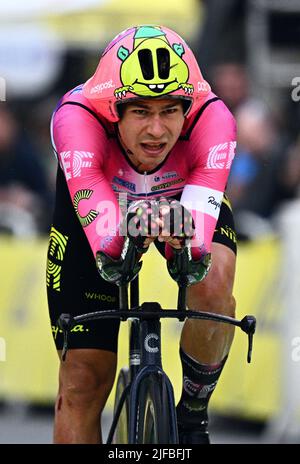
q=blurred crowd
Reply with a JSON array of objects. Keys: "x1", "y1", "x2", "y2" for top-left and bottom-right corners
[
  {"x1": 195, "y1": 0, "x2": 300, "y2": 240},
  {"x1": 0, "y1": 104, "x2": 55, "y2": 236},
  {"x1": 211, "y1": 64, "x2": 300, "y2": 240},
  {"x1": 1, "y1": 0, "x2": 300, "y2": 241}
]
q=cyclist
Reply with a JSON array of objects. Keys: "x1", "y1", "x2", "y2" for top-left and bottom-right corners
[{"x1": 47, "y1": 25, "x2": 237, "y2": 444}]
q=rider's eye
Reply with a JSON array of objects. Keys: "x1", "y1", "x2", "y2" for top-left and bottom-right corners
[
  {"x1": 157, "y1": 48, "x2": 170, "y2": 79},
  {"x1": 138, "y1": 49, "x2": 154, "y2": 80},
  {"x1": 165, "y1": 108, "x2": 177, "y2": 114},
  {"x1": 133, "y1": 109, "x2": 147, "y2": 115}
]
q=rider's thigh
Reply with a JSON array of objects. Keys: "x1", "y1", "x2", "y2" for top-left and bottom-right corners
[
  {"x1": 57, "y1": 348, "x2": 117, "y2": 408},
  {"x1": 187, "y1": 242, "x2": 236, "y2": 315}
]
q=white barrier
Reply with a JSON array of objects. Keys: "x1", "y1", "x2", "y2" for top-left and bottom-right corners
[
  {"x1": 0, "y1": 337, "x2": 6, "y2": 362},
  {"x1": 264, "y1": 199, "x2": 300, "y2": 442},
  {"x1": 0, "y1": 77, "x2": 6, "y2": 101}
]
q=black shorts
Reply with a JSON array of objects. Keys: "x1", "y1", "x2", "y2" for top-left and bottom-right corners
[{"x1": 47, "y1": 168, "x2": 237, "y2": 353}]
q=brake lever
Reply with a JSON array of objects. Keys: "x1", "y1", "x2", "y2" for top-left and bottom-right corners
[
  {"x1": 57, "y1": 313, "x2": 74, "y2": 361},
  {"x1": 240, "y1": 316, "x2": 256, "y2": 363},
  {"x1": 172, "y1": 246, "x2": 190, "y2": 287}
]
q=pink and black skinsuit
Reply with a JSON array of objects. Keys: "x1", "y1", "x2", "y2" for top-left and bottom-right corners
[{"x1": 47, "y1": 85, "x2": 237, "y2": 351}]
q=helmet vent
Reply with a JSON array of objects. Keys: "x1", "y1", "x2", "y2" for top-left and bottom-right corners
[
  {"x1": 138, "y1": 48, "x2": 171, "y2": 81},
  {"x1": 156, "y1": 48, "x2": 170, "y2": 79},
  {"x1": 138, "y1": 49, "x2": 154, "y2": 80}
]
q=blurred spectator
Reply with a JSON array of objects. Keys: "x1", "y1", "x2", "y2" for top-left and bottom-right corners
[
  {"x1": 211, "y1": 62, "x2": 249, "y2": 113},
  {"x1": 0, "y1": 105, "x2": 53, "y2": 236},
  {"x1": 27, "y1": 97, "x2": 59, "y2": 190},
  {"x1": 226, "y1": 99, "x2": 295, "y2": 240},
  {"x1": 196, "y1": 0, "x2": 247, "y2": 78},
  {"x1": 281, "y1": 136, "x2": 300, "y2": 198}
]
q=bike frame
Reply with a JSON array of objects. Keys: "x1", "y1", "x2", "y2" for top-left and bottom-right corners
[{"x1": 58, "y1": 275, "x2": 256, "y2": 445}]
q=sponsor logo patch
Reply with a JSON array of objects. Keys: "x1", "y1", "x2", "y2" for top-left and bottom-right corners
[
  {"x1": 208, "y1": 195, "x2": 221, "y2": 210},
  {"x1": 52, "y1": 324, "x2": 89, "y2": 340},
  {"x1": 151, "y1": 178, "x2": 184, "y2": 192},
  {"x1": 91, "y1": 79, "x2": 115, "y2": 94},
  {"x1": 73, "y1": 189, "x2": 99, "y2": 227},
  {"x1": 113, "y1": 176, "x2": 136, "y2": 192},
  {"x1": 60, "y1": 151, "x2": 94, "y2": 180},
  {"x1": 85, "y1": 292, "x2": 117, "y2": 302},
  {"x1": 47, "y1": 226, "x2": 69, "y2": 292},
  {"x1": 183, "y1": 376, "x2": 217, "y2": 398},
  {"x1": 205, "y1": 142, "x2": 236, "y2": 170},
  {"x1": 154, "y1": 171, "x2": 178, "y2": 182}
]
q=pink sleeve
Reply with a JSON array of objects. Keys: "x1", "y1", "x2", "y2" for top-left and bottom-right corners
[
  {"x1": 178, "y1": 100, "x2": 236, "y2": 259},
  {"x1": 52, "y1": 103, "x2": 124, "y2": 259}
]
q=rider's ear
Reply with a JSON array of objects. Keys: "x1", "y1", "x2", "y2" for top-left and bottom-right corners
[{"x1": 116, "y1": 102, "x2": 128, "y2": 119}]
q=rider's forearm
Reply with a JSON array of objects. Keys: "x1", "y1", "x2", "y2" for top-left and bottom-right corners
[{"x1": 52, "y1": 104, "x2": 125, "y2": 260}]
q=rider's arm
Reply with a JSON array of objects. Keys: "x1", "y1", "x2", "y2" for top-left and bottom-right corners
[
  {"x1": 165, "y1": 101, "x2": 236, "y2": 285},
  {"x1": 177, "y1": 99, "x2": 236, "y2": 260},
  {"x1": 52, "y1": 100, "x2": 124, "y2": 259}
]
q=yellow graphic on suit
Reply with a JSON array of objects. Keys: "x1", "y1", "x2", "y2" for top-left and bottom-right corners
[
  {"x1": 222, "y1": 194, "x2": 232, "y2": 212},
  {"x1": 47, "y1": 226, "x2": 68, "y2": 291},
  {"x1": 214, "y1": 196, "x2": 236, "y2": 244},
  {"x1": 115, "y1": 25, "x2": 193, "y2": 99},
  {"x1": 52, "y1": 323, "x2": 89, "y2": 340},
  {"x1": 218, "y1": 225, "x2": 237, "y2": 244},
  {"x1": 73, "y1": 189, "x2": 99, "y2": 227}
]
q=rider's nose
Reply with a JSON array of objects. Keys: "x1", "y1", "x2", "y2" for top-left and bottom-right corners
[{"x1": 146, "y1": 116, "x2": 165, "y2": 138}]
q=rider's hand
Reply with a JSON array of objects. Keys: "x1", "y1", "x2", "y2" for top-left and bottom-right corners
[
  {"x1": 156, "y1": 197, "x2": 195, "y2": 249},
  {"x1": 155, "y1": 197, "x2": 212, "y2": 286},
  {"x1": 167, "y1": 245, "x2": 212, "y2": 286},
  {"x1": 123, "y1": 199, "x2": 161, "y2": 253},
  {"x1": 96, "y1": 200, "x2": 160, "y2": 285},
  {"x1": 96, "y1": 239, "x2": 142, "y2": 286}
]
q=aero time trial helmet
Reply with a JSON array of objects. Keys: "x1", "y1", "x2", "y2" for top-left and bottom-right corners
[{"x1": 83, "y1": 25, "x2": 211, "y2": 122}]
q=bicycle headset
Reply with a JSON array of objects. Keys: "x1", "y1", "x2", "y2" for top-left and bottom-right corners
[{"x1": 83, "y1": 25, "x2": 211, "y2": 123}]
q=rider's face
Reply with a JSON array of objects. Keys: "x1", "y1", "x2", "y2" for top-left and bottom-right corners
[{"x1": 117, "y1": 99, "x2": 185, "y2": 172}]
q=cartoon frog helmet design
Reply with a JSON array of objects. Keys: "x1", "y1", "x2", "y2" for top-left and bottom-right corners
[{"x1": 83, "y1": 25, "x2": 211, "y2": 122}]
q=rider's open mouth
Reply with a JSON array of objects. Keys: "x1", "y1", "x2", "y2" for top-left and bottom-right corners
[{"x1": 140, "y1": 143, "x2": 167, "y2": 154}]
